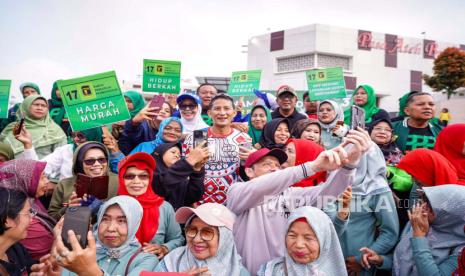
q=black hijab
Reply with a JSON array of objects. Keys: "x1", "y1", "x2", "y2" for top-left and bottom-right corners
[
  {"x1": 259, "y1": 118, "x2": 290, "y2": 149},
  {"x1": 152, "y1": 142, "x2": 182, "y2": 173},
  {"x1": 368, "y1": 118, "x2": 398, "y2": 160}
]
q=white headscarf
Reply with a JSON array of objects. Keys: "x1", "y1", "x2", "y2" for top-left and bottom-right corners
[
  {"x1": 259, "y1": 206, "x2": 347, "y2": 276},
  {"x1": 94, "y1": 195, "x2": 143, "y2": 259},
  {"x1": 317, "y1": 100, "x2": 344, "y2": 130},
  {"x1": 180, "y1": 103, "x2": 209, "y2": 134},
  {"x1": 393, "y1": 184, "x2": 465, "y2": 276},
  {"x1": 160, "y1": 216, "x2": 246, "y2": 275}
]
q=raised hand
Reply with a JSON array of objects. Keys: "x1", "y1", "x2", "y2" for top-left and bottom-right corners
[
  {"x1": 132, "y1": 105, "x2": 160, "y2": 124},
  {"x1": 14, "y1": 125, "x2": 33, "y2": 149},
  {"x1": 340, "y1": 127, "x2": 372, "y2": 167},
  {"x1": 408, "y1": 202, "x2": 430, "y2": 237}
]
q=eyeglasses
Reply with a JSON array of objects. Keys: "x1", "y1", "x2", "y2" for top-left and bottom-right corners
[
  {"x1": 19, "y1": 208, "x2": 38, "y2": 218},
  {"x1": 372, "y1": 127, "x2": 392, "y2": 133},
  {"x1": 123, "y1": 174, "x2": 150, "y2": 181},
  {"x1": 179, "y1": 104, "x2": 197, "y2": 111},
  {"x1": 185, "y1": 226, "x2": 216, "y2": 241},
  {"x1": 278, "y1": 93, "x2": 295, "y2": 100},
  {"x1": 83, "y1": 158, "x2": 107, "y2": 166}
]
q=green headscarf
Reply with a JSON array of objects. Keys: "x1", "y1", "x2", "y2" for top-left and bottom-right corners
[
  {"x1": 19, "y1": 82, "x2": 41, "y2": 96},
  {"x1": 398, "y1": 91, "x2": 413, "y2": 117},
  {"x1": 124, "y1": 91, "x2": 145, "y2": 118},
  {"x1": 0, "y1": 95, "x2": 67, "y2": 155},
  {"x1": 344, "y1": 84, "x2": 380, "y2": 124},
  {"x1": 0, "y1": 142, "x2": 14, "y2": 161},
  {"x1": 48, "y1": 80, "x2": 67, "y2": 125},
  {"x1": 247, "y1": 105, "x2": 271, "y2": 145}
]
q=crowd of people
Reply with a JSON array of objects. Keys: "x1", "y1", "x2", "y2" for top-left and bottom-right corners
[{"x1": 0, "y1": 81, "x2": 464, "y2": 276}]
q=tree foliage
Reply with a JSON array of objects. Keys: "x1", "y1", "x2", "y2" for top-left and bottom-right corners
[{"x1": 423, "y1": 47, "x2": 465, "y2": 99}]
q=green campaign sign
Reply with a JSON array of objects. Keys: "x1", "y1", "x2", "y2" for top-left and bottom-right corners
[
  {"x1": 57, "y1": 71, "x2": 130, "y2": 132},
  {"x1": 143, "y1": 59, "x2": 181, "y2": 94},
  {"x1": 306, "y1": 67, "x2": 346, "y2": 101},
  {"x1": 0, "y1": 80, "x2": 11, "y2": 119},
  {"x1": 228, "y1": 70, "x2": 261, "y2": 96}
]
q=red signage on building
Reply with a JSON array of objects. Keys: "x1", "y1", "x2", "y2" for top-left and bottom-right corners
[{"x1": 357, "y1": 31, "x2": 441, "y2": 58}]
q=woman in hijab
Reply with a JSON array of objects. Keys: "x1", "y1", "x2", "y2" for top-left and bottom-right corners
[
  {"x1": 259, "y1": 118, "x2": 290, "y2": 149},
  {"x1": 283, "y1": 139, "x2": 326, "y2": 187},
  {"x1": 0, "y1": 82, "x2": 41, "y2": 133},
  {"x1": 48, "y1": 80, "x2": 70, "y2": 134},
  {"x1": 325, "y1": 141, "x2": 399, "y2": 276},
  {"x1": 258, "y1": 206, "x2": 347, "y2": 276},
  {"x1": 156, "y1": 203, "x2": 250, "y2": 275},
  {"x1": 434, "y1": 123, "x2": 465, "y2": 185},
  {"x1": 152, "y1": 142, "x2": 207, "y2": 210},
  {"x1": 48, "y1": 142, "x2": 119, "y2": 220},
  {"x1": 118, "y1": 99, "x2": 173, "y2": 155},
  {"x1": 291, "y1": 118, "x2": 322, "y2": 146},
  {"x1": 344, "y1": 85, "x2": 390, "y2": 128},
  {"x1": 124, "y1": 91, "x2": 145, "y2": 118},
  {"x1": 177, "y1": 93, "x2": 208, "y2": 135},
  {"x1": 248, "y1": 105, "x2": 271, "y2": 148},
  {"x1": 0, "y1": 159, "x2": 55, "y2": 260},
  {"x1": 360, "y1": 185, "x2": 465, "y2": 276},
  {"x1": 108, "y1": 117, "x2": 183, "y2": 173},
  {"x1": 0, "y1": 95, "x2": 67, "y2": 159},
  {"x1": 318, "y1": 100, "x2": 349, "y2": 149},
  {"x1": 38, "y1": 196, "x2": 158, "y2": 275},
  {"x1": 397, "y1": 148, "x2": 459, "y2": 187},
  {"x1": 0, "y1": 142, "x2": 14, "y2": 163},
  {"x1": 118, "y1": 152, "x2": 184, "y2": 259}
]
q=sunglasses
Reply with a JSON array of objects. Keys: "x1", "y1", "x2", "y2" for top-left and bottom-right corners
[
  {"x1": 185, "y1": 226, "x2": 216, "y2": 241},
  {"x1": 83, "y1": 158, "x2": 107, "y2": 166},
  {"x1": 123, "y1": 174, "x2": 150, "y2": 181},
  {"x1": 179, "y1": 104, "x2": 197, "y2": 111}
]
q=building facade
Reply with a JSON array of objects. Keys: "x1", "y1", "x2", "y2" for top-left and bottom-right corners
[{"x1": 247, "y1": 24, "x2": 465, "y2": 112}]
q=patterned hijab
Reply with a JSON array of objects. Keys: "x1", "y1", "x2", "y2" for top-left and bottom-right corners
[
  {"x1": 162, "y1": 216, "x2": 245, "y2": 276},
  {"x1": 260, "y1": 206, "x2": 347, "y2": 276},
  {"x1": 95, "y1": 195, "x2": 143, "y2": 259},
  {"x1": 344, "y1": 85, "x2": 380, "y2": 124},
  {"x1": 0, "y1": 95, "x2": 67, "y2": 155},
  {"x1": 393, "y1": 185, "x2": 465, "y2": 276},
  {"x1": 317, "y1": 100, "x2": 344, "y2": 130},
  {"x1": 0, "y1": 159, "x2": 55, "y2": 229}
]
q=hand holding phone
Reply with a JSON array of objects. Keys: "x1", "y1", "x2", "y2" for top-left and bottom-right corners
[
  {"x1": 193, "y1": 130, "x2": 208, "y2": 149},
  {"x1": 61, "y1": 206, "x2": 92, "y2": 250},
  {"x1": 148, "y1": 95, "x2": 165, "y2": 120},
  {"x1": 350, "y1": 105, "x2": 366, "y2": 130},
  {"x1": 13, "y1": 117, "x2": 25, "y2": 136}
]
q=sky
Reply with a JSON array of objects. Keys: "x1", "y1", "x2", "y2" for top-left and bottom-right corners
[{"x1": 1, "y1": 0, "x2": 464, "y2": 101}]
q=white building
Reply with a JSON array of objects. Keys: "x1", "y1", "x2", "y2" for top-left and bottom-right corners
[{"x1": 246, "y1": 24, "x2": 464, "y2": 112}]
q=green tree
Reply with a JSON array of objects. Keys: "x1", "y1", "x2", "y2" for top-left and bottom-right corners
[{"x1": 423, "y1": 47, "x2": 465, "y2": 99}]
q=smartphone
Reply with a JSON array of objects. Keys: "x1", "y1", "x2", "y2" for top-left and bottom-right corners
[
  {"x1": 193, "y1": 130, "x2": 208, "y2": 148},
  {"x1": 238, "y1": 141, "x2": 252, "y2": 152},
  {"x1": 13, "y1": 117, "x2": 25, "y2": 136},
  {"x1": 61, "y1": 206, "x2": 92, "y2": 250},
  {"x1": 75, "y1": 173, "x2": 109, "y2": 200},
  {"x1": 148, "y1": 95, "x2": 165, "y2": 119},
  {"x1": 350, "y1": 105, "x2": 365, "y2": 130}
]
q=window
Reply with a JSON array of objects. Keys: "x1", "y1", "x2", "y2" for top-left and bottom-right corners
[
  {"x1": 317, "y1": 54, "x2": 350, "y2": 70},
  {"x1": 276, "y1": 54, "x2": 315, "y2": 73}
]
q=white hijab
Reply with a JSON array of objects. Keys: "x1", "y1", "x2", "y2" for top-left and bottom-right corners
[
  {"x1": 180, "y1": 103, "x2": 209, "y2": 134},
  {"x1": 259, "y1": 206, "x2": 347, "y2": 276}
]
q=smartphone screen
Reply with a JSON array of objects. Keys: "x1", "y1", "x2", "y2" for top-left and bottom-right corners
[
  {"x1": 193, "y1": 130, "x2": 207, "y2": 148},
  {"x1": 61, "y1": 206, "x2": 92, "y2": 250},
  {"x1": 350, "y1": 105, "x2": 366, "y2": 130}
]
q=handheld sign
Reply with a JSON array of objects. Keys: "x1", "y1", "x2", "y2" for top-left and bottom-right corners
[
  {"x1": 57, "y1": 71, "x2": 130, "y2": 132},
  {"x1": 228, "y1": 70, "x2": 261, "y2": 96},
  {"x1": 143, "y1": 59, "x2": 181, "y2": 94},
  {"x1": 306, "y1": 67, "x2": 346, "y2": 101},
  {"x1": 0, "y1": 80, "x2": 11, "y2": 119}
]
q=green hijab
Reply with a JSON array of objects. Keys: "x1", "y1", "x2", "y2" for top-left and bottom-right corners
[
  {"x1": 0, "y1": 142, "x2": 14, "y2": 161},
  {"x1": 344, "y1": 84, "x2": 380, "y2": 124},
  {"x1": 48, "y1": 80, "x2": 67, "y2": 125},
  {"x1": 247, "y1": 105, "x2": 271, "y2": 145},
  {"x1": 124, "y1": 91, "x2": 145, "y2": 118},
  {"x1": 19, "y1": 82, "x2": 41, "y2": 96},
  {"x1": 0, "y1": 95, "x2": 67, "y2": 155},
  {"x1": 398, "y1": 91, "x2": 413, "y2": 117}
]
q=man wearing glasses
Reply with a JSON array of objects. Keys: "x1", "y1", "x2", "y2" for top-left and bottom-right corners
[{"x1": 271, "y1": 85, "x2": 307, "y2": 130}]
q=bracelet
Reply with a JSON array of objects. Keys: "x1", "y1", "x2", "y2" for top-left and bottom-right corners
[{"x1": 342, "y1": 165, "x2": 356, "y2": 170}]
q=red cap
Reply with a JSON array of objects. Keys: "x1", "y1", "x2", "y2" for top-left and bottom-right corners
[{"x1": 245, "y1": 148, "x2": 288, "y2": 168}]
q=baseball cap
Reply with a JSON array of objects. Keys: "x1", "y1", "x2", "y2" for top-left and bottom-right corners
[
  {"x1": 245, "y1": 148, "x2": 288, "y2": 168},
  {"x1": 175, "y1": 203, "x2": 236, "y2": 231},
  {"x1": 176, "y1": 93, "x2": 201, "y2": 105},
  {"x1": 276, "y1": 85, "x2": 297, "y2": 97}
]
